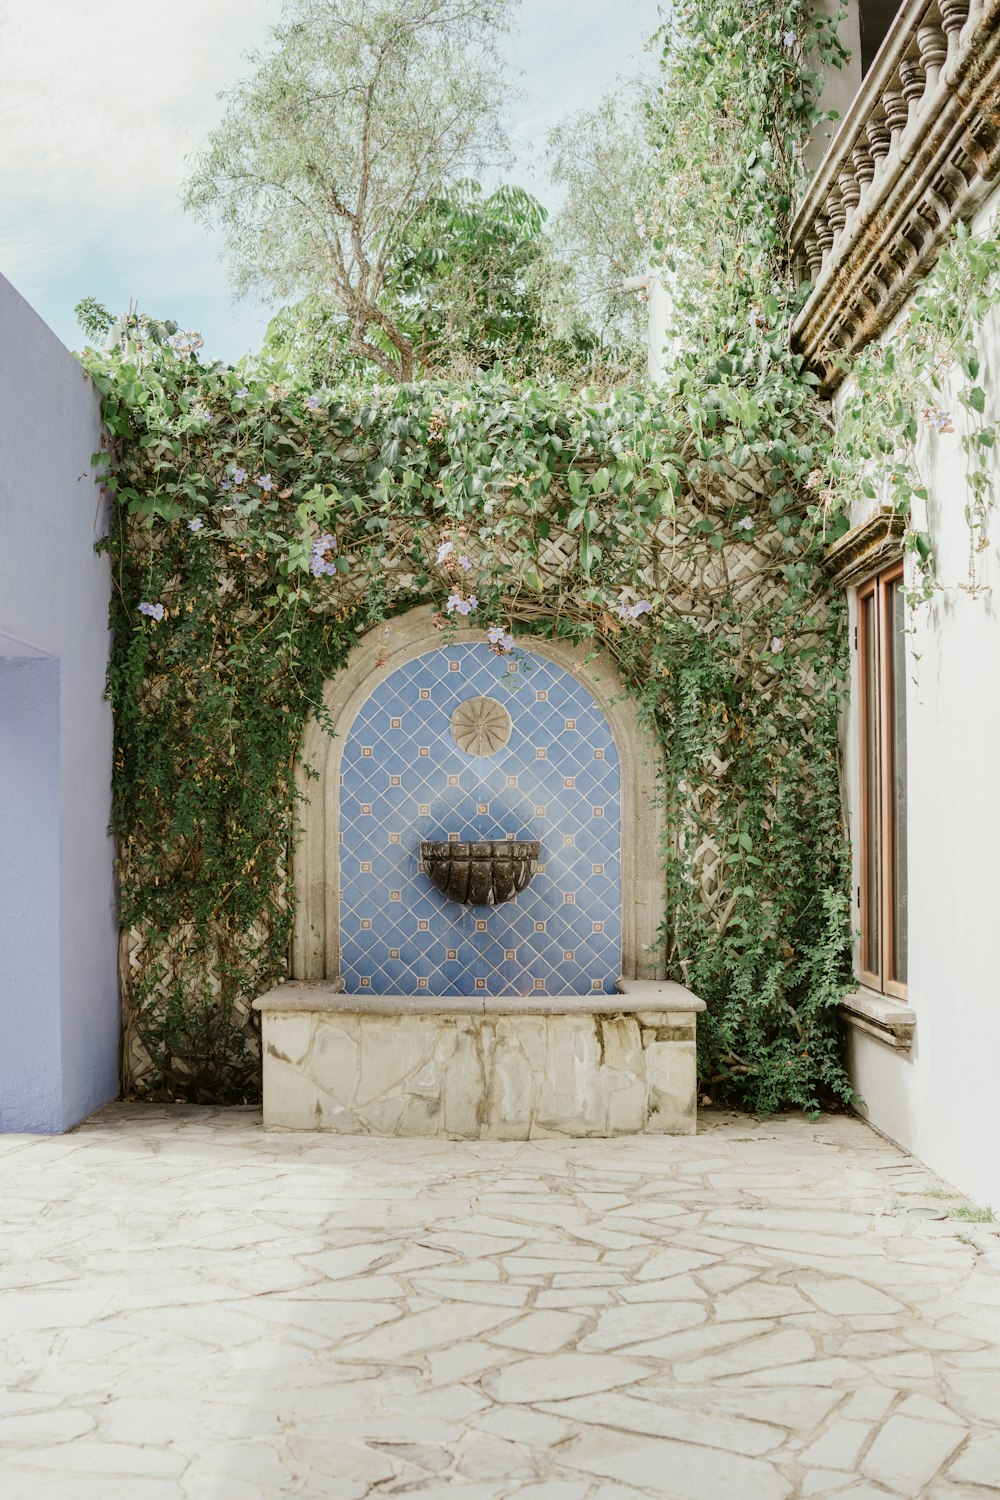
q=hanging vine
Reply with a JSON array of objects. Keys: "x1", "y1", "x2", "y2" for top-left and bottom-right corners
[
  {"x1": 832, "y1": 217, "x2": 1000, "y2": 602},
  {"x1": 84, "y1": 0, "x2": 868, "y2": 1112}
]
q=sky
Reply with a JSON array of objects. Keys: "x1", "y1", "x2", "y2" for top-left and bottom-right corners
[{"x1": 0, "y1": 0, "x2": 660, "y2": 364}]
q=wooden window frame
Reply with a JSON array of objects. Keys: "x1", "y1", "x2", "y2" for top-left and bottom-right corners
[{"x1": 857, "y1": 562, "x2": 908, "y2": 999}]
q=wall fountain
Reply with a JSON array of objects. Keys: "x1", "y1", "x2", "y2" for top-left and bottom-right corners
[{"x1": 254, "y1": 612, "x2": 704, "y2": 1137}]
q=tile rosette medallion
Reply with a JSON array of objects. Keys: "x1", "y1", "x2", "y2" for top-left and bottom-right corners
[{"x1": 449, "y1": 694, "x2": 512, "y2": 755}]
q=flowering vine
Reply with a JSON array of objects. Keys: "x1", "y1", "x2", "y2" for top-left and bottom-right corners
[
  {"x1": 831, "y1": 218, "x2": 1000, "y2": 602},
  {"x1": 83, "y1": 0, "x2": 866, "y2": 1113}
]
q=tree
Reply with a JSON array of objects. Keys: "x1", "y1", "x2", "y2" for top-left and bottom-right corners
[
  {"x1": 546, "y1": 82, "x2": 655, "y2": 371},
  {"x1": 258, "y1": 179, "x2": 601, "y2": 382},
  {"x1": 74, "y1": 296, "x2": 115, "y2": 344},
  {"x1": 184, "y1": 0, "x2": 518, "y2": 382},
  {"x1": 386, "y1": 180, "x2": 548, "y2": 376}
]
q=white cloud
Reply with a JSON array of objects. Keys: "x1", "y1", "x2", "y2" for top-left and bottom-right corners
[
  {"x1": 0, "y1": 0, "x2": 279, "y2": 350},
  {"x1": 0, "y1": 0, "x2": 277, "y2": 215}
]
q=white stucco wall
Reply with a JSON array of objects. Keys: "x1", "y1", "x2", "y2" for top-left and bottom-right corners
[
  {"x1": 0, "y1": 273, "x2": 119, "y2": 1131},
  {"x1": 841, "y1": 188, "x2": 1000, "y2": 1209}
]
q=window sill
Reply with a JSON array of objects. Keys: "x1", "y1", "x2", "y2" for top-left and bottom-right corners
[{"x1": 841, "y1": 987, "x2": 916, "y2": 1053}]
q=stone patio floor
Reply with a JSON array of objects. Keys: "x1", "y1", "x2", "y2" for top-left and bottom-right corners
[{"x1": 1, "y1": 1108, "x2": 1000, "y2": 1499}]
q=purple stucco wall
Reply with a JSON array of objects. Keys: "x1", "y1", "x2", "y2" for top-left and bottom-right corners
[{"x1": 0, "y1": 273, "x2": 119, "y2": 1131}]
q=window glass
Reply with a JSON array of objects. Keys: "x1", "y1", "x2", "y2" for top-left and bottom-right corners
[
  {"x1": 860, "y1": 0, "x2": 904, "y2": 75},
  {"x1": 861, "y1": 590, "x2": 880, "y2": 978},
  {"x1": 889, "y1": 576, "x2": 908, "y2": 984},
  {"x1": 857, "y1": 567, "x2": 906, "y2": 996}
]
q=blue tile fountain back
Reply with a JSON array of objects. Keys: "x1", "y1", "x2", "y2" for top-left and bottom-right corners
[{"x1": 339, "y1": 643, "x2": 622, "y2": 996}]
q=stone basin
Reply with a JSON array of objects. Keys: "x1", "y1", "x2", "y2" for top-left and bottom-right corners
[
  {"x1": 420, "y1": 839, "x2": 541, "y2": 905},
  {"x1": 253, "y1": 979, "x2": 706, "y2": 1139}
]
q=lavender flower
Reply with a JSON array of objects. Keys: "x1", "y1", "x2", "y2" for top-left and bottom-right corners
[
  {"x1": 187, "y1": 518, "x2": 204, "y2": 533},
  {"x1": 735, "y1": 516, "x2": 754, "y2": 531},
  {"x1": 231, "y1": 467, "x2": 248, "y2": 486},
  {"x1": 783, "y1": 30, "x2": 797, "y2": 47},
  {"x1": 614, "y1": 599, "x2": 652, "y2": 622},
  {"x1": 458, "y1": 554, "x2": 472, "y2": 571},
  {"x1": 234, "y1": 387, "x2": 249, "y2": 399},
  {"x1": 922, "y1": 406, "x2": 955, "y2": 434},
  {"x1": 436, "y1": 540, "x2": 455, "y2": 565},
  {"x1": 488, "y1": 624, "x2": 516, "y2": 654},
  {"x1": 304, "y1": 394, "x2": 321, "y2": 411},
  {"x1": 446, "y1": 592, "x2": 479, "y2": 616},
  {"x1": 256, "y1": 473, "x2": 274, "y2": 492},
  {"x1": 138, "y1": 601, "x2": 165, "y2": 620},
  {"x1": 309, "y1": 533, "x2": 338, "y2": 578}
]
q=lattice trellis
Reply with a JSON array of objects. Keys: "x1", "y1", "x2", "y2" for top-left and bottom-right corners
[{"x1": 118, "y1": 447, "x2": 831, "y2": 1097}]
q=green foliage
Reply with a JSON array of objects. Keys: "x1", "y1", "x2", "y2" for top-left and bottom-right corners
[
  {"x1": 832, "y1": 219, "x2": 1000, "y2": 600},
  {"x1": 624, "y1": 0, "x2": 856, "y2": 1109},
  {"x1": 949, "y1": 1204, "x2": 996, "y2": 1224},
  {"x1": 84, "y1": 318, "x2": 853, "y2": 1109},
  {"x1": 83, "y1": 0, "x2": 864, "y2": 1111},
  {"x1": 260, "y1": 181, "x2": 602, "y2": 383},
  {"x1": 74, "y1": 296, "x2": 115, "y2": 343},
  {"x1": 546, "y1": 80, "x2": 655, "y2": 366},
  {"x1": 650, "y1": 0, "x2": 847, "y2": 360}
]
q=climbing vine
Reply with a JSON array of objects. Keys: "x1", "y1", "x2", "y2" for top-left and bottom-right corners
[
  {"x1": 85, "y1": 0, "x2": 867, "y2": 1112},
  {"x1": 833, "y1": 218, "x2": 1000, "y2": 601}
]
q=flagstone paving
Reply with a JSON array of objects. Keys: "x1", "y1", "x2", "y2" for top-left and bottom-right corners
[{"x1": 1, "y1": 1105, "x2": 999, "y2": 1498}]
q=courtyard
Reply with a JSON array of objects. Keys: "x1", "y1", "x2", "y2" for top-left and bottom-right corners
[
  {"x1": 4, "y1": 4, "x2": 1000, "y2": 1494},
  {"x1": 1, "y1": 1108, "x2": 999, "y2": 1498}
]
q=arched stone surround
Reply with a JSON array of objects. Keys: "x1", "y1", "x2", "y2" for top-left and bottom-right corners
[{"x1": 292, "y1": 607, "x2": 668, "y2": 985}]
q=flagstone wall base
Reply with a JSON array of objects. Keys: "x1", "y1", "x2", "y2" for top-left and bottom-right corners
[{"x1": 253, "y1": 981, "x2": 704, "y2": 1139}]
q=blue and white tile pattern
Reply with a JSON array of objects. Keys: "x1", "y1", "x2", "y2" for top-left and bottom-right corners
[{"x1": 339, "y1": 643, "x2": 622, "y2": 996}]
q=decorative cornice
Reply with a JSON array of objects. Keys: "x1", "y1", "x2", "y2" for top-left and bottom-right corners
[
  {"x1": 825, "y1": 507, "x2": 906, "y2": 587},
  {"x1": 791, "y1": 0, "x2": 1000, "y2": 390}
]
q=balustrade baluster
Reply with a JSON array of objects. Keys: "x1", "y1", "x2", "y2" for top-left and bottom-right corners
[
  {"x1": 917, "y1": 18, "x2": 948, "y2": 92},
  {"x1": 882, "y1": 88, "x2": 910, "y2": 154},
  {"x1": 939, "y1": 0, "x2": 970, "y2": 58},
  {"x1": 838, "y1": 168, "x2": 862, "y2": 235},
  {"x1": 827, "y1": 183, "x2": 847, "y2": 238},
  {"x1": 805, "y1": 233, "x2": 825, "y2": 282},
  {"x1": 852, "y1": 141, "x2": 876, "y2": 195},
  {"x1": 898, "y1": 52, "x2": 928, "y2": 126},
  {"x1": 816, "y1": 212, "x2": 835, "y2": 259},
  {"x1": 866, "y1": 110, "x2": 892, "y2": 199}
]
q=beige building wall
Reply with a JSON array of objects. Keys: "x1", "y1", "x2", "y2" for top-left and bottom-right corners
[{"x1": 806, "y1": 0, "x2": 864, "y2": 178}]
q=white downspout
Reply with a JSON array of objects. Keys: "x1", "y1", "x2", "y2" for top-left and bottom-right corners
[{"x1": 623, "y1": 271, "x2": 669, "y2": 385}]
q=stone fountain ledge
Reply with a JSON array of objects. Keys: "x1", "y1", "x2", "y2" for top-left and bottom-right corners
[{"x1": 253, "y1": 979, "x2": 705, "y2": 1139}]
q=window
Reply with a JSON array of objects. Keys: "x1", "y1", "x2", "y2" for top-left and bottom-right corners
[
  {"x1": 859, "y1": 1, "x2": 904, "y2": 76},
  {"x1": 857, "y1": 563, "x2": 908, "y2": 996}
]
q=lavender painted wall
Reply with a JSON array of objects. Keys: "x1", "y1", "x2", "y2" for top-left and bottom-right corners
[{"x1": 0, "y1": 273, "x2": 118, "y2": 1131}]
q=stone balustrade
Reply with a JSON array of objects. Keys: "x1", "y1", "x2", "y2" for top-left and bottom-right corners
[{"x1": 791, "y1": 0, "x2": 1000, "y2": 384}]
